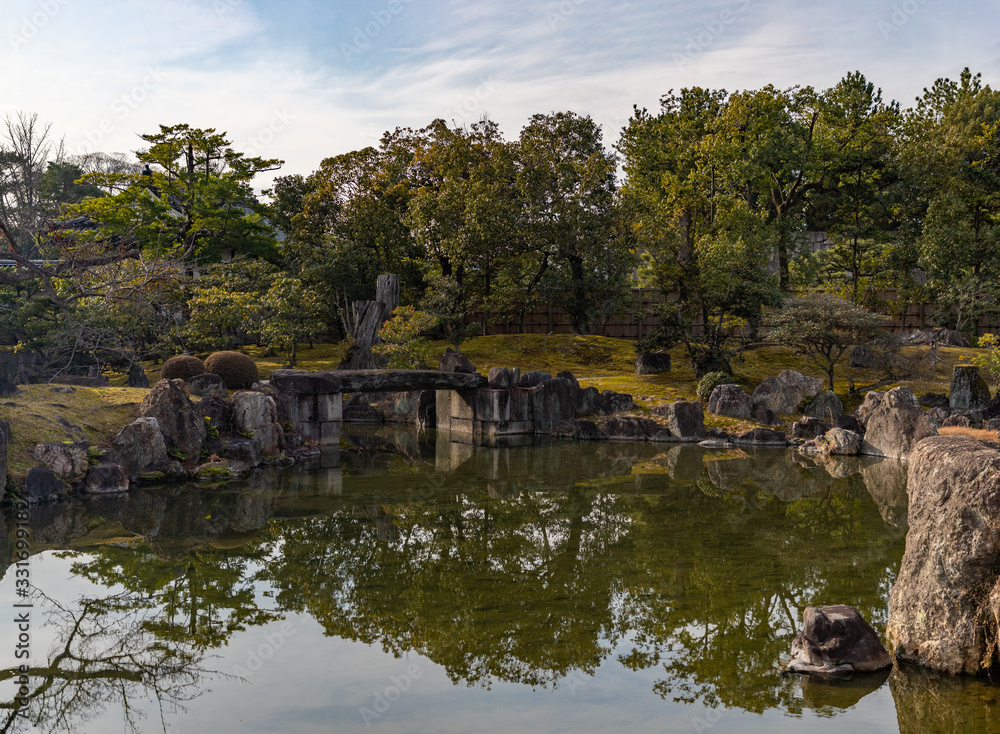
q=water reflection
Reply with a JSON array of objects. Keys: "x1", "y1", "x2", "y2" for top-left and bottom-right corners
[{"x1": 0, "y1": 427, "x2": 957, "y2": 733}]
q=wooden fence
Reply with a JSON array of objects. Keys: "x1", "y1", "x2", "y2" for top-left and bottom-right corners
[{"x1": 469, "y1": 288, "x2": 1000, "y2": 339}]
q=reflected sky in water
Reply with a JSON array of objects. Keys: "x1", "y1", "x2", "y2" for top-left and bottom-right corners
[{"x1": 0, "y1": 428, "x2": 994, "y2": 733}]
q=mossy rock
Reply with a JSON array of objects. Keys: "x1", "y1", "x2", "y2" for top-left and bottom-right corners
[
  {"x1": 162, "y1": 355, "x2": 206, "y2": 381},
  {"x1": 204, "y1": 351, "x2": 259, "y2": 390}
]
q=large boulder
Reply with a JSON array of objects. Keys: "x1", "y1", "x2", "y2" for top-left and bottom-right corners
[
  {"x1": 599, "y1": 416, "x2": 659, "y2": 441},
  {"x1": 114, "y1": 417, "x2": 170, "y2": 478},
  {"x1": 81, "y1": 464, "x2": 129, "y2": 495},
  {"x1": 32, "y1": 441, "x2": 89, "y2": 484},
  {"x1": 950, "y1": 366, "x2": 991, "y2": 410},
  {"x1": 861, "y1": 387, "x2": 937, "y2": 459},
  {"x1": 786, "y1": 605, "x2": 891, "y2": 675},
  {"x1": 654, "y1": 401, "x2": 705, "y2": 442},
  {"x1": 790, "y1": 417, "x2": 832, "y2": 440},
  {"x1": 231, "y1": 391, "x2": 281, "y2": 456},
  {"x1": 530, "y1": 377, "x2": 578, "y2": 434},
  {"x1": 487, "y1": 367, "x2": 520, "y2": 389},
  {"x1": 848, "y1": 345, "x2": 877, "y2": 369},
  {"x1": 708, "y1": 384, "x2": 753, "y2": 419},
  {"x1": 819, "y1": 427, "x2": 863, "y2": 456},
  {"x1": 854, "y1": 390, "x2": 884, "y2": 430},
  {"x1": 752, "y1": 370, "x2": 824, "y2": 415},
  {"x1": 22, "y1": 467, "x2": 69, "y2": 504},
  {"x1": 517, "y1": 371, "x2": 552, "y2": 388},
  {"x1": 803, "y1": 391, "x2": 844, "y2": 421},
  {"x1": 438, "y1": 347, "x2": 478, "y2": 374},
  {"x1": 139, "y1": 379, "x2": 206, "y2": 462},
  {"x1": 886, "y1": 435, "x2": 1000, "y2": 674},
  {"x1": 187, "y1": 372, "x2": 228, "y2": 397},
  {"x1": 635, "y1": 351, "x2": 672, "y2": 375}
]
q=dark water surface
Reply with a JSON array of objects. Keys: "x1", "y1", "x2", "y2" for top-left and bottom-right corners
[{"x1": 2, "y1": 427, "x2": 998, "y2": 733}]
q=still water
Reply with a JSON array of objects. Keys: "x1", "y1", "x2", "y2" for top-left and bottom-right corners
[{"x1": 1, "y1": 427, "x2": 997, "y2": 733}]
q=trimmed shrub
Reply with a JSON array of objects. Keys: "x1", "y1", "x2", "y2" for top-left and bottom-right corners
[
  {"x1": 697, "y1": 371, "x2": 736, "y2": 403},
  {"x1": 204, "y1": 351, "x2": 259, "y2": 390},
  {"x1": 162, "y1": 355, "x2": 205, "y2": 381}
]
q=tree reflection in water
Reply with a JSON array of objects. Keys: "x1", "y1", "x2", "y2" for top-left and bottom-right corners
[
  {"x1": 0, "y1": 431, "x2": 918, "y2": 730},
  {"x1": 0, "y1": 590, "x2": 214, "y2": 734}
]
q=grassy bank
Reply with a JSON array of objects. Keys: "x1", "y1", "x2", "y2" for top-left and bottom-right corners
[{"x1": 2, "y1": 334, "x2": 984, "y2": 485}]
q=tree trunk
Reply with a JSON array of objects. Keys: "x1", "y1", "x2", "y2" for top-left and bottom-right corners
[{"x1": 343, "y1": 274, "x2": 399, "y2": 369}]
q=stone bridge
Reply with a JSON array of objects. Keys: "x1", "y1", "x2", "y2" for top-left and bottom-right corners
[
  {"x1": 269, "y1": 367, "x2": 585, "y2": 446},
  {"x1": 270, "y1": 369, "x2": 486, "y2": 445}
]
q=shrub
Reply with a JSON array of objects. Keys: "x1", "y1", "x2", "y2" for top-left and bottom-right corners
[
  {"x1": 373, "y1": 306, "x2": 437, "y2": 369},
  {"x1": 697, "y1": 371, "x2": 736, "y2": 402},
  {"x1": 204, "y1": 351, "x2": 259, "y2": 389},
  {"x1": 162, "y1": 355, "x2": 205, "y2": 381}
]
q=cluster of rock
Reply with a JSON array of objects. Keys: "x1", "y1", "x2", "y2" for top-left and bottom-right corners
[
  {"x1": 707, "y1": 370, "x2": 841, "y2": 426},
  {"x1": 20, "y1": 378, "x2": 306, "y2": 505}
]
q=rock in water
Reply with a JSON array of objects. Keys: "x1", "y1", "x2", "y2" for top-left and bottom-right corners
[
  {"x1": 786, "y1": 605, "x2": 891, "y2": 675},
  {"x1": 140, "y1": 379, "x2": 206, "y2": 462},
  {"x1": 887, "y1": 435, "x2": 1000, "y2": 674}
]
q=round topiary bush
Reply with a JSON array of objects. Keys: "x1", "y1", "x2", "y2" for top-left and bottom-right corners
[
  {"x1": 696, "y1": 371, "x2": 737, "y2": 403},
  {"x1": 161, "y1": 355, "x2": 205, "y2": 381},
  {"x1": 204, "y1": 351, "x2": 259, "y2": 390}
]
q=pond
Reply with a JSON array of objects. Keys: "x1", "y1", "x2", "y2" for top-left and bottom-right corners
[{"x1": 1, "y1": 427, "x2": 997, "y2": 733}]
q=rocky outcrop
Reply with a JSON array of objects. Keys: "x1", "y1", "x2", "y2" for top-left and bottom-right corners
[
  {"x1": 635, "y1": 351, "x2": 671, "y2": 375},
  {"x1": 187, "y1": 372, "x2": 227, "y2": 397},
  {"x1": 231, "y1": 391, "x2": 281, "y2": 456},
  {"x1": 949, "y1": 366, "x2": 991, "y2": 410},
  {"x1": 22, "y1": 467, "x2": 69, "y2": 504},
  {"x1": 140, "y1": 379, "x2": 206, "y2": 462},
  {"x1": 439, "y1": 347, "x2": 478, "y2": 374},
  {"x1": 734, "y1": 428, "x2": 787, "y2": 446},
  {"x1": 81, "y1": 464, "x2": 129, "y2": 495},
  {"x1": 804, "y1": 390, "x2": 844, "y2": 420},
  {"x1": 708, "y1": 384, "x2": 753, "y2": 419},
  {"x1": 786, "y1": 605, "x2": 891, "y2": 675},
  {"x1": 887, "y1": 436, "x2": 1000, "y2": 674},
  {"x1": 861, "y1": 387, "x2": 937, "y2": 459},
  {"x1": 488, "y1": 367, "x2": 520, "y2": 389},
  {"x1": 790, "y1": 417, "x2": 831, "y2": 440},
  {"x1": 654, "y1": 401, "x2": 705, "y2": 442},
  {"x1": 849, "y1": 345, "x2": 876, "y2": 368},
  {"x1": 854, "y1": 390, "x2": 884, "y2": 430},
  {"x1": 599, "y1": 416, "x2": 659, "y2": 441},
  {"x1": 752, "y1": 370, "x2": 824, "y2": 415},
  {"x1": 32, "y1": 441, "x2": 89, "y2": 484},
  {"x1": 113, "y1": 417, "x2": 170, "y2": 478},
  {"x1": 517, "y1": 371, "x2": 552, "y2": 388}
]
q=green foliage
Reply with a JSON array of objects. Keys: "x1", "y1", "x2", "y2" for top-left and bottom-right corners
[
  {"x1": 972, "y1": 333, "x2": 1000, "y2": 385},
  {"x1": 73, "y1": 124, "x2": 282, "y2": 262},
  {"x1": 763, "y1": 293, "x2": 888, "y2": 390},
  {"x1": 696, "y1": 372, "x2": 736, "y2": 402},
  {"x1": 166, "y1": 447, "x2": 186, "y2": 461},
  {"x1": 162, "y1": 355, "x2": 205, "y2": 381},
  {"x1": 373, "y1": 305, "x2": 437, "y2": 369},
  {"x1": 203, "y1": 415, "x2": 220, "y2": 439},
  {"x1": 204, "y1": 350, "x2": 259, "y2": 389}
]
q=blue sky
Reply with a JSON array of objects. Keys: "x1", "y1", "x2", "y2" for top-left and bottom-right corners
[{"x1": 3, "y1": 0, "x2": 998, "y2": 189}]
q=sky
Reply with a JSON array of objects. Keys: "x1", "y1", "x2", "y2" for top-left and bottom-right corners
[{"x1": 3, "y1": 0, "x2": 999, "y2": 190}]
